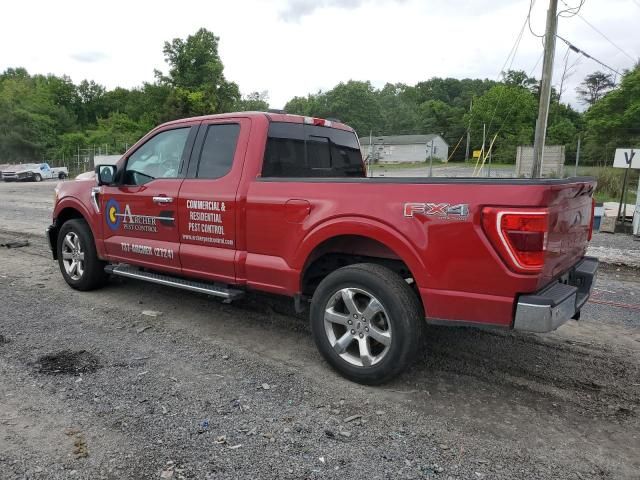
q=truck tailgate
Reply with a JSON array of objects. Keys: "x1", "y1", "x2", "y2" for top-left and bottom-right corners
[{"x1": 541, "y1": 180, "x2": 595, "y2": 286}]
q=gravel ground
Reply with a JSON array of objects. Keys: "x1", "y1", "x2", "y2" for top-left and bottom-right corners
[
  {"x1": 0, "y1": 182, "x2": 639, "y2": 479},
  {"x1": 588, "y1": 232, "x2": 640, "y2": 268}
]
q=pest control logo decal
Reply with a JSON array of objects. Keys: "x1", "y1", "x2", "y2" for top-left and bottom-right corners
[
  {"x1": 105, "y1": 199, "x2": 121, "y2": 231},
  {"x1": 104, "y1": 200, "x2": 162, "y2": 233}
]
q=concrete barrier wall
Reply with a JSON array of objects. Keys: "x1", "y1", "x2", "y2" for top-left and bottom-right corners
[{"x1": 515, "y1": 145, "x2": 565, "y2": 177}]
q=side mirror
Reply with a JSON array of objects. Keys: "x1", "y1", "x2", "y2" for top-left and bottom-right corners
[{"x1": 96, "y1": 165, "x2": 116, "y2": 186}]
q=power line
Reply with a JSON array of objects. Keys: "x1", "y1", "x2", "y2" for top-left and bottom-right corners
[
  {"x1": 466, "y1": 2, "x2": 534, "y2": 133},
  {"x1": 560, "y1": 0, "x2": 636, "y2": 62},
  {"x1": 557, "y1": 0, "x2": 585, "y2": 17},
  {"x1": 528, "y1": 0, "x2": 545, "y2": 38},
  {"x1": 488, "y1": 52, "x2": 544, "y2": 142},
  {"x1": 556, "y1": 35, "x2": 623, "y2": 76},
  {"x1": 486, "y1": 19, "x2": 527, "y2": 134}
]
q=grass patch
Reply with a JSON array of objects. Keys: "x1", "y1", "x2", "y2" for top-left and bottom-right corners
[{"x1": 578, "y1": 167, "x2": 638, "y2": 204}]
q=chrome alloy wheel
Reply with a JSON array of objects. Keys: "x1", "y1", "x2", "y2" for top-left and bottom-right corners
[
  {"x1": 323, "y1": 288, "x2": 392, "y2": 367},
  {"x1": 61, "y1": 232, "x2": 85, "y2": 281}
]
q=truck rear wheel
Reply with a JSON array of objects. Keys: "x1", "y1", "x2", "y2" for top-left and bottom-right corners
[
  {"x1": 310, "y1": 263, "x2": 423, "y2": 385},
  {"x1": 57, "y1": 219, "x2": 107, "y2": 291}
]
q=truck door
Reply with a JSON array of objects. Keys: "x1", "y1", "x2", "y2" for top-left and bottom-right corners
[
  {"x1": 100, "y1": 125, "x2": 197, "y2": 274},
  {"x1": 177, "y1": 118, "x2": 250, "y2": 284},
  {"x1": 40, "y1": 163, "x2": 53, "y2": 179}
]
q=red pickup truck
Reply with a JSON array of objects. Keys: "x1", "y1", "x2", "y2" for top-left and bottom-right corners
[{"x1": 48, "y1": 112, "x2": 598, "y2": 384}]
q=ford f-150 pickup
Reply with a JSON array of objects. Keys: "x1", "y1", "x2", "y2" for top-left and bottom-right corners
[{"x1": 47, "y1": 112, "x2": 598, "y2": 384}]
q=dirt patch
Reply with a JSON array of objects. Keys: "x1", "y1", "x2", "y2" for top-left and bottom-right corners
[
  {"x1": 65, "y1": 427, "x2": 89, "y2": 458},
  {"x1": 36, "y1": 350, "x2": 100, "y2": 375}
]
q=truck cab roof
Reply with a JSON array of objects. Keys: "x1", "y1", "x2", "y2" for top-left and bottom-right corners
[{"x1": 157, "y1": 111, "x2": 356, "y2": 133}]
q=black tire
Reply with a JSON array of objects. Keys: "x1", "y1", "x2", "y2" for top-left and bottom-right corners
[
  {"x1": 58, "y1": 172, "x2": 67, "y2": 180},
  {"x1": 57, "y1": 219, "x2": 107, "y2": 291},
  {"x1": 310, "y1": 263, "x2": 424, "y2": 385},
  {"x1": 33, "y1": 173, "x2": 42, "y2": 182}
]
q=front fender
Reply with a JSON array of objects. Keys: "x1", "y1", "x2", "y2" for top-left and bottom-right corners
[
  {"x1": 293, "y1": 216, "x2": 428, "y2": 287},
  {"x1": 53, "y1": 195, "x2": 105, "y2": 258}
]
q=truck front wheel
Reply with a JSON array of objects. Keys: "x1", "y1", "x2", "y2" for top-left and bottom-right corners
[
  {"x1": 33, "y1": 173, "x2": 42, "y2": 182},
  {"x1": 57, "y1": 219, "x2": 107, "y2": 291},
  {"x1": 310, "y1": 263, "x2": 423, "y2": 385}
]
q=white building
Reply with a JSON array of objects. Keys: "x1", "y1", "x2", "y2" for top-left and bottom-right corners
[{"x1": 359, "y1": 134, "x2": 449, "y2": 164}]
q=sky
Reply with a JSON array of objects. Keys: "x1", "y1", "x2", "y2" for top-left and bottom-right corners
[{"x1": 1, "y1": 0, "x2": 638, "y2": 110}]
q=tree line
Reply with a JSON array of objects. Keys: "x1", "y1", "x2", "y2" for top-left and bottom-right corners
[{"x1": 0, "y1": 27, "x2": 638, "y2": 167}]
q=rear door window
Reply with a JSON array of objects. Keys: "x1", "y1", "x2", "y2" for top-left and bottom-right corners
[
  {"x1": 262, "y1": 122, "x2": 364, "y2": 178},
  {"x1": 196, "y1": 123, "x2": 240, "y2": 179}
]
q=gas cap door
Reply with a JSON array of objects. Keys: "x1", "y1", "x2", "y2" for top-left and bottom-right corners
[{"x1": 285, "y1": 199, "x2": 311, "y2": 223}]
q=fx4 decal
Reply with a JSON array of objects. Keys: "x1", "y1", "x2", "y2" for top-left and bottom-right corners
[{"x1": 403, "y1": 202, "x2": 469, "y2": 219}]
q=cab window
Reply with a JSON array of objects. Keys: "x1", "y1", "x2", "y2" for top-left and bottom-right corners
[
  {"x1": 262, "y1": 122, "x2": 364, "y2": 178},
  {"x1": 124, "y1": 128, "x2": 190, "y2": 185}
]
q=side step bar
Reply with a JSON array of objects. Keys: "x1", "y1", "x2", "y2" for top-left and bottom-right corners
[{"x1": 105, "y1": 264, "x2": 245, "y2": 300}]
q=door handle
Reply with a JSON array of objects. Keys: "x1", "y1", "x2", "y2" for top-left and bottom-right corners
[{"x1": 153, "y1": 196, "x2": 174, "y2": 204}]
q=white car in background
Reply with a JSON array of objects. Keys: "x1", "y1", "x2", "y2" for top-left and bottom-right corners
[{"x1": 1, "y1": 162, "x2": 68, "y2": 182}]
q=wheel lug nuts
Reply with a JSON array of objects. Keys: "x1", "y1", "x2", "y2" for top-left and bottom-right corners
[
  {"x1": 351, "y1": 330, "x2": 356, "y2": 335},
  {"x1": 353, "y1": 314, "x2": 358, "y2": 319},
  {"x1": 348, "y1": 320, "x2": 352, "y2": 325},
  {"x1": 365, "y1": 327, "x2": 369, "y2": 332},
  {"x1": 359, "y1": 333, "x2": 364, "y2": 338}
]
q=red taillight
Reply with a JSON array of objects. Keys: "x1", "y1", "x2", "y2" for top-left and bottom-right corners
[
  {"x1": 588, "y1": 197, "x2": 595, "y2": 241},
  {"x1": 482, "y1": 207, "x2": 549, "y2": 273}
]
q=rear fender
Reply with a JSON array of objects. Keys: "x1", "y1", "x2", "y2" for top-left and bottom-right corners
[{"x1": 294, "y1": 216, "x2": 427, "y2": 289}]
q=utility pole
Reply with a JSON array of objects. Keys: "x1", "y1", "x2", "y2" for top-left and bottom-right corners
[
  {"x1": 428, "y1": 140, "x2": 434, "y2": 177},
  {"x1": 481, "y1": 123, "x2": 486, "y2": 175},
  {"x1": 574, "y1": 135, "x2": 581, "y2": 176},
  {"x1": 531, "y1": 0, "x2": 559, "y2": 178},
  {"x1": 464, "y1": 99, "x2": 472, "y2": 161},
  {"x1": 368, "y1": 130, "x2": 373, "y2": 177}
]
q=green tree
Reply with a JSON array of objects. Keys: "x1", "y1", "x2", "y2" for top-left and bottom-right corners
[
  {"x1": 156, "y1": 28, "x2": 240, "y2": 118},
  {"x1": 465, "y1": 84, "x2": 537, "y2": 163},
  {"x1": 576, "y1": 71, "x2": 616, "y2": 106},
  {"x1": 0, "y1": 70, "x2": 66, "y2": 161},
  {"x1": 417, "y1": 100, "x2": 463, "y2": 142},
  {"x1": 582, "y1": 66, "x2": 640, "y2": 165},
  {"x1": 235, "y1": 91, "x2": 269, "y2": 111},
  {"x1": 86, "y1": 112, "x2": 150, "y2": 153},
  {"x1": 322, "y1": 81, "x2": 382, "y2": 135},
  {"x1": 285, "y1": 82, "x2": 381, "y2": 136},
  {"x1": 76, "y1": 79, "x2": 107, "y2": 126},
  {"x1": 377, "y1": 83, "x2": 420, "y2": 135},
  {"x1": 284, "y1": 92, "x2": 324, "y2": 116},
  {"x1": 502, "y1": 69, "x2": 537, "y2": 92}
]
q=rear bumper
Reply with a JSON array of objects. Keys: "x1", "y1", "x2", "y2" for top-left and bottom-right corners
[{"x1": 513, "y1": 256, "x2": 598, "y2": 333}]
